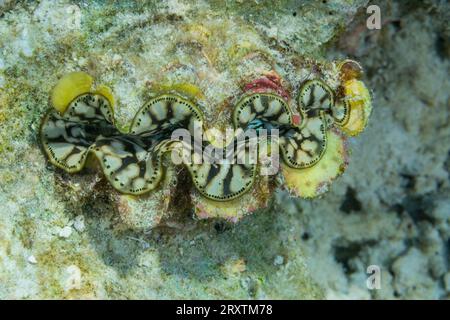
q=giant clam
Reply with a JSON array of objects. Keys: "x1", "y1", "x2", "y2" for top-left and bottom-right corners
[{"x1": 40, "y1": 59, "x2": 372, "y2": 221}]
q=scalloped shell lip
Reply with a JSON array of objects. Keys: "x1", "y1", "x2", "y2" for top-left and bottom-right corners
[
  {"x1": 39, "y1": 110, "x2": 92, "y2": 173},
  {"x1": 232, "y1": 91, "x2": 295, "y2": 129},
  {"x1": 40, "y1": 92, "x2": 115, "y2": 174},
  {"x1": 130, "y1": 93, "x2": 205, "y2": 133},
  {"x1": 191, "y1": 174, "x2": 272, "y2": 221},
  {"x1": 281, "y1": 128, "x2": 348, "y2": 199}
]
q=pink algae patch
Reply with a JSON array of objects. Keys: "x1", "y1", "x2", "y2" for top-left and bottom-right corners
[
  {"x1": 243, "y1": 71, "x2": 290, "y2": 101},
  {"x1": 243, "y1": 72, "x2": 303, "y2": 126},
  {"x1": 291, "y1": 113, "x2": 301, "y2": 126},
  {"x1": 195, "y1": 203, "x2": 210, "y2": 219}
]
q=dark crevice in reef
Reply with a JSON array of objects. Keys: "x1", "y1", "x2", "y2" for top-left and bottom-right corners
[
  {"x1": 435, "y1": 32, "x2": 450, "y2": 60},
  {"x1": 163, "y1": 165, "x2": 195, "y2": 221},
  {"x1": 301, "y1": 232, "x2": 310, "y2": 241},
  {"x1": 446, "y1": 239, "x2": 450, "y2": 261},
  {"x1": 394, "y1": 166, "x2": 439, "y2": 225},
  {"x1": 214, "y1": 221, "x2": 232, "y2": 234},
  {"x1": 391, "y1": 198, "x2": 433, "y2": 227},
  {"x1": 339, "y1": 187, "x2": 362, "y2": 214},
  {"x1": 401, "y1": 194, "x2": 435, "y2": 225},
  {"x1": 444, "y1": 150, "x2": 450, "y2": 179},
  {"x1": 400, "y1": 173, "x2": 416, "y2": 191},
  {"x1": 333, "y1": 240, "x2": 377, "y2": 274},
  {"x1": 390, "y1": 203, "x2": 405, "y2": 215}
]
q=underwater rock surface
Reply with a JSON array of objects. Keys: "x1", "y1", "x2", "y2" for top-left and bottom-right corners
[{"x1": 0, "y1": 0, "x2": 448, "y2": 299}]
